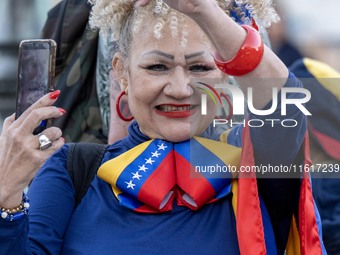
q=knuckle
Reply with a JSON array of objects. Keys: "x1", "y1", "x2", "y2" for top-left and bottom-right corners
[
  {"x1": 32, "y1": 150, "x2": 46, "y2": 163},
  {"x1": 9, "y1": 129, "x2": 23, "y2": 144},
  {"x1": 4, "y1": 115, "x2": 14, "y2": 123},
  {"x1": 29, "y1": 109, "x2": 41, "y2": 120},
  {"x1": 44, "y1": 127, "x2": 62, "y2": 140},
  {"x1": 34, "y1": 95, "x2": 49, "y2": 107},
  {"x1": 9, "y1": 135, "x2": 36, "y2": 160},
  {"x1": 51, "y1": 140, "x2": 64, "y2": 151}
]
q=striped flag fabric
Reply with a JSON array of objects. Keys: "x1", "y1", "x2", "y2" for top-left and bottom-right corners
[
  {"x1": 235, "y1": 124, "x2": 326, "y2": 255},
  {"x1": 98, "y1": 137, "x2": 241, "y2": 213}
]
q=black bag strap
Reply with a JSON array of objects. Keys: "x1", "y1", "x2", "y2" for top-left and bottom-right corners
[{"x1": 67, "y1": 142, "x2": 109, "y2": 206}]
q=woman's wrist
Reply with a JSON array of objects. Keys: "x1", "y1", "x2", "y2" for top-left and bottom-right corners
[
  {"x1": 0, "y1": 190, "x2": 24, "y2": 209},
  {"x1": 0, "y1": 193, "x2": 29, "y2": 222}
]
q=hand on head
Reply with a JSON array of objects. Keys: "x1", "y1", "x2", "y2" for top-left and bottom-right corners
[{"x1": 0, "y1": 91, "x2": 65, "y2": 208}]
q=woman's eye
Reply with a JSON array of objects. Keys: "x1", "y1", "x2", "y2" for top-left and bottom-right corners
[
  {"x1": 145, "y1": 64, "x2": 168, "y2": 71},
  {"x1": 189, "y1": 65, "x2": 216, "y2": 72}
]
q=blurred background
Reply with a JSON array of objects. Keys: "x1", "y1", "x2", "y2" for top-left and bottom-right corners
[
  {"x1": 268, "y1": 0, "x2": 340, "y2": 69},
  {"x1": 0, "y1": 0, "x2": 60, "y2": 131},
  {"x1": 0, "y1": 0, "x2": 340, "y2": 132}
]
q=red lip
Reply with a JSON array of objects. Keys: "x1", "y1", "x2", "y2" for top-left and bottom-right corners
[{"x1": 155, "y1": 104, "x2": 196, "y2": 118}]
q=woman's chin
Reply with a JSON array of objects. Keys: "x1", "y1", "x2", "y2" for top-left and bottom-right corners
[
  {"x1": 166, "y1": 133, "x2": 192, "y2": 143},
  {"x1": 144, "y1": 128, "x2": 192, "y2": 142},
  {"x1": 157, "y1": 127, "x2": 203, "y2": 142},
  {"x1": 138, "y1": 116, "x2": 211, "y2": 142},
  {"x1": 154, "y1": 130, "x2": 191, "y2": 142}
]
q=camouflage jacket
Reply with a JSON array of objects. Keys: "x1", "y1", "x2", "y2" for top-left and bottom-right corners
[{"x1": 41, "y1": 0, "x2": 107, "y2": 143}]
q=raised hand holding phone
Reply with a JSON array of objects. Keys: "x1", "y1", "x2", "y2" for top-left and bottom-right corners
[
  {"x1": 15, "y1": 39, "x2": 56, "y2": 134},
  {"x1": 0, "y1": 92, "x2": 65, "y2": 208},
  {"x1": 0, "y1": 39, "x2": 65, "y2": 209}
]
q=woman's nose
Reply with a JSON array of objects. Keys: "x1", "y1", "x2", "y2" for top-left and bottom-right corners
[{"x1": 163, "y1": 67, "x2": 193, "y2": 99}]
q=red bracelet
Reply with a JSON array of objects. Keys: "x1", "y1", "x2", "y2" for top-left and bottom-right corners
[{"x1": 213, "y1": 25, "x2": 264, "y2": 76}]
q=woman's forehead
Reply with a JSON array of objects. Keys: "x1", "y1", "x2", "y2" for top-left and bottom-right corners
[
  {"x1": 131, "y1": 17, "x2": 212, "y2": 52},
  {"x1": 89, "y1": 0, "x2": 279, "y2": 41}
]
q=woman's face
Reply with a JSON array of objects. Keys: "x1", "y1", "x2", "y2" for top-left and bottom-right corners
[{"x1": 120, "y1": 18, "x2": 223, "y2": 142}]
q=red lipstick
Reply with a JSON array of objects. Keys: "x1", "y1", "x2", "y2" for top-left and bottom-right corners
[{"x1": 155, "y1": 104, "x2": 195, "y2": 118}]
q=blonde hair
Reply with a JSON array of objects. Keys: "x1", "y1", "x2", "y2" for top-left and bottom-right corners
[{"x1": 88, "y1": 0, "x2": 278, "y2": 58}]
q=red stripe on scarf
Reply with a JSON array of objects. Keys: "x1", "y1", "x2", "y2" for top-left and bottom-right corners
[
  {"x1": 299, "y1": 135, "x2": 323, "y2": 255},
  {"x1": 174, "y1": 151, "x2": 216, "y2": 210},
  {"x1": 237, "y1": 125, "x2": 266, "y2": 255},
  {"x1": 138, "y1": 152, "x2": 176, "y2": 211}
]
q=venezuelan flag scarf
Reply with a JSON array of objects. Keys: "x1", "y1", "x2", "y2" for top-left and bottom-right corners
[
  {"x1": 98, "y1": 136, "x2": 241, "y2": 212},
  {"x1": 98, "y1": 125, "x2": 325, "y2": 255}
]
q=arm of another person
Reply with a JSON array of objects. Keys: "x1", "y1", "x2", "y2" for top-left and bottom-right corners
[
  {"x1": 0, "y1": 92, "x2": 66, "y2": 254},
  {"x1": 0, "y1": 145, "x2": 75, "y2": 254}
]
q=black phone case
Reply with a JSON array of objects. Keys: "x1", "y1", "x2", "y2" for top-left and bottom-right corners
[{"x1": 15, "y1": 39, "x2": 56, "y2": 134}]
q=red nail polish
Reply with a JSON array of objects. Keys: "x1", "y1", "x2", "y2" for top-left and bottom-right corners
[
  {"x1": 50, "y1": 90, "x2": 61, "y2": 100},
  {"x1": 58, "y1": 108, "x2": 66, "y2": 114}
]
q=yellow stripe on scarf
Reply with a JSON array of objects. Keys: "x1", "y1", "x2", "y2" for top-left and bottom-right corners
[
  {"x1": 218, "y1": 130, "x2": 240, "y2": 215},
  {"x1": 195, "y1": 137, "x2": 241, "y2": 179},
  {"x1": 98, "y1": 140, "x2": 153, "y2": 196},
  {"x1": 286, "y1": 216, "x2": 301, "y2": 255},
  {"x1": 304, "y1": 58, "x2": 340, "y2": 100}
]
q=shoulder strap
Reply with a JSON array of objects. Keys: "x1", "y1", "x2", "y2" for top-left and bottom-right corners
[{"x1": 67, "y1": 142, "x2": 109, "y2": 206}]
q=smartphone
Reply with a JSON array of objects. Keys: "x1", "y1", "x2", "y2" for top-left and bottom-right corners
[{"x1": 15, "y1": 39, "x2": 56, "y2": 134}]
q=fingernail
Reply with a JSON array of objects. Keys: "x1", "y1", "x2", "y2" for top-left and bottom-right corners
[
  {"x1": 60, "y1": 137, "x2": 65, "y2": 143},
  {"x1": 58, "y1": 108, "x2": 66, "y2": 114},
  {"x1": 50, "y1": 90, "x2": 61, "y2": 100}
]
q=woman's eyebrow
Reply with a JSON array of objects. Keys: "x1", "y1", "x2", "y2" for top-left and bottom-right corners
[
  {"x1": 185, "y1": 51, "x2": 205, "y2": 60},
  {"x1": 142, "y1": 50, "x2": 174, "y2": 60},
  {"x1": 142, "y1": 50, "x2": 206, "y2": 60}
]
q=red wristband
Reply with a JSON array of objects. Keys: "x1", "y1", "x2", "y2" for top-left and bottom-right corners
[{"x1": 213, "y1": 25, "x2": 264, "y2": 76}]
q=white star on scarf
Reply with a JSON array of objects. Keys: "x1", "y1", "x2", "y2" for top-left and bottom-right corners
[
  {"x1": 132, "y1": 171, "x2": 142, "y2": 180},
  {"x1": 151, "y1": 151, "x2": 161, "y2": 158},
  {"x1": 125, "y1": 180, "x2": 136, "y2": 190},
  {"x1": 158, "y1": 143, "x2": 167, "y2": 151},
  {"x1": 139, "y1": 165, "x2": 148, "y2": 172},
  {"x1": 145, "y1": 157, "x2": 155, "y2": 165}
]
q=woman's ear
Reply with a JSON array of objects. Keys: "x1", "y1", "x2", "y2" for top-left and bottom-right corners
[{"x1": 112, "y1": 52, "x2": 128, "y2": 91}]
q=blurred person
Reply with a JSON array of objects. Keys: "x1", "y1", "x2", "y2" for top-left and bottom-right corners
[
  {"x1": 268, "y1": 2, "x2": 303, "y2": 67},
  {"x1": 290, "y1": 58, "x2": 340, "y2": 255},
  {"x1": 41, "y1": 0, "x2": 107, "y2": 143},
  {"x1": 41, "y1": 0, "x2": 135, "y2": 144}
]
